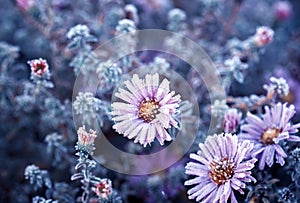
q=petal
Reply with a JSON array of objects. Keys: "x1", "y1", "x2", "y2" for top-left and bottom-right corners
[
  {"x1": 189, "y1": 153, "x2": 210, "y2": 166},
  {"x1": 274, "y1": 144, "x2": 287, "y2": 158},
  {"x1": 287, "y1": 135, "x2": 300, "y2": 142},
  {"x1": 155, "y1": 79, "x2": 170, "y2": 100},
  {"x1": 194, "y1": 183, "x2": 217, "y2": 202},
  {"x1": 230, "y1": 190, "x2": 238, "y2": 203},
  {"x1": 184, "y1": 177, "x2": 209, "y2": 186},
  {"x1": 259, "y1": 148, "x2": 268, "y2": 170},
  {"x1": 265, "y1": 145, "x2": 275, "y2": 167}
]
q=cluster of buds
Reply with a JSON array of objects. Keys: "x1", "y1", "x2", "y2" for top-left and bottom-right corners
[
  {"x1": 75, "y1": 125, "x2": 97, "y2": 155},
  {"x1": 73, "y1": 92, "x2": 101, "y2": 118},
  {"x1": 264, "y1": 76, "x2": 289, "y2": 98},
  {"x1": 115, "y1": 19, "x2": 136, "y2": 34},
  {"x1": 66, "y1": 24, "x2": 90, "y2": 40}
]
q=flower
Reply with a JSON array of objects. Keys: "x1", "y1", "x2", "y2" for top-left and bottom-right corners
[
  {"x1": 223, "y1": 108, "x2": 242, "y2": 133},
  {"x1": 76, "y1": 125, "x2": 97, "y2": 154},
  {"x1": 93, "y1": 179, "x2": 112, "y2": 199},
  {"x1": 111, "y1": 73, "x2": 181, "y2": 147},
  {"x1": 274, "y1": 1, "x2": 292, "y2": 21},
  {"x1": 253, "y1": 26, "x2": 274, "y2": 47},
  {"x1": 185, "y1": 133, "x2": 256, "y2": 203},
  {"x1": 27, "y1": 58, "x2": 49, "y2": 77},
  {"x1": 239, "y1": 103, "x2": 300, "y2": 170}
]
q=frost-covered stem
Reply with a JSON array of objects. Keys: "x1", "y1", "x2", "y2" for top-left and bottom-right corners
[
  {"x1": 121, "y1": 55, "x2": 131, "y2": 72},
  {"x1": 222, "y1": 74, "x2": 233, "y2": 93},
  {"x1": 82, "y1": 161, "x2": 91, "y2": 203}
]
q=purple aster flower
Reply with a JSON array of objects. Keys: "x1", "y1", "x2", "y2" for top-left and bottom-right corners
[
  {"x1": 111, "y1": 73, "x2": 181, "y2": 147},
  {"x1": 239, "y1": 103, "x2": 300, "y2": 170},
  {"x1": 185, "y1": 133, "x2": 256, "y2": 203}
]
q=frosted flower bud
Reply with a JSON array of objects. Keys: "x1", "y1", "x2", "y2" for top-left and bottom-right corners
[
  {"x1": 269, "y1": 76, "x2": 289, "y2": 96},
  {"x1": 168, "y1": 8, "x2": 186, "y2": 23},
  {"x1": 253, "y1": 26, "x2": 274, "y2": 47},
  {"x1": 27, "y1": 58, "x2": 49, "y2": 77},
  {"x1": 125, "y1": 4, "x2": 139, "y2": 24},
  {"x1": 115, "y1": 19, "x2": 136, "y2": 34},
  {"x1": 76, "y1": 125, "x2": 97, "y2": 154},
  {"x1": 223, "y1": 108, "x2": 242, "y2": 133},
  {"x1": 274, "y1": 1, "x2": 292, "y2": 21},
  {"x1": 93, "y1": 179, "x2": 112, "y2": 199},
  {"x1": 66, "y1": 24, "x2": 90, "y2": 39}
]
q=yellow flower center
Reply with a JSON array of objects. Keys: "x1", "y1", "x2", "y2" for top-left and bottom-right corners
[
  {"x1": 260, "y1": 128, "x2": 282, "y2": 145},
  {"x1": 209, "y1": 157, "x2": 234, "y2": 185},
  {"x1": 138, "y1": 99, "x2": 160, "y2": 122}
]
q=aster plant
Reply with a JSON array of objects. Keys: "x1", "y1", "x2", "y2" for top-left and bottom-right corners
[
  {"x1": 111, "y1": 73, "x2": 181, "y2": 147},
  {"x1": 72, "y1": 126, "x2": 122, "y2": 203},
  {"x1": 239, "y1": 103, "x2": 300, "y2": 170},
  {"x1": 185, "y1": 133, "x2": 257, "y2": 203}
]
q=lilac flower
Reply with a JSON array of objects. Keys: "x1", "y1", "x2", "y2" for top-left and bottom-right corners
[
  {"x1": 185, "y1": 133, "x2": 256, "y2": 203},
  {"x1": 239, "y1": 103, "x2": 300, "y2": 170},
  {"x1": 223, "y1": 108, "x2": 242, "y2": 133},
  {"x1": 111, "y1": 73, "x2": 181, "y2": 147}
]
